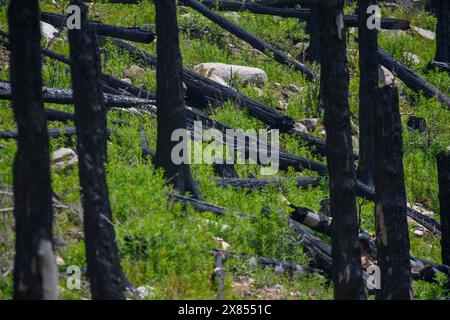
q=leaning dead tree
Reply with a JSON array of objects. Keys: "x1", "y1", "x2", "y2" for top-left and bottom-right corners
[
  {"x1": 68, "y1": 0, "x2": 131, "y2": 299},
  {"x1": 154, "y1": 0, "x2": 201, "y2": 199},
  {"x1": 375, "y1": 85, "x2": 413, "y2": 300},
  {"x1": 8, "y1": 0, "x2": 57, "y2": 300},
  {"x1": 357, "y1": 0, "x2": 378, "y2": 188},
  {"x1": 435, "y1": 0, "x2": 449, "y2": 63},
  {"x1": 305, "y1": 0, "x2": 320, "y2": 63},
  {"x1": 437, "y1": 151, "x2": 450, "y2": 269},
  {"x1": 319, "y1": 0, "x2": 366, "y2": 300}
]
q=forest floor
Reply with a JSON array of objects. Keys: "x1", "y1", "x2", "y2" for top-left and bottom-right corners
[{"x1": 0, "y1": 0, "x2": 449, "y2": 300}]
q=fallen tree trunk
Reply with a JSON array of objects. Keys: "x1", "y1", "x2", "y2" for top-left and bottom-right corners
[
  {"x1": 215, "y1": 176, "x2": 322, "y2": 189},
  {"x1": 41, "y1": 12, "x2": 155, "y2": 43},
  {"x1": 378, "y1": 48, "x2": 450, "y2": 109},
  {"x1": 0, "y1": 81, "x2": 155, "y2": 108},
  {"x1": 427, "y1": 60, "x2": 450, "y2": 73},
  {"x1": 221, "y1": 250, "x2": 324, "y2": 276},
  {"x1": 0, "y1": 127, "x2": 77, "y2": 140},
  {"x1": 198, "y1": 0, "x2": 410, "y2": 30},
  {"x1": 211, "y1": 251, "x2": 225, "y2": 299},
  {"x1": 182, "y1": 0, "x2": 318, "y2": 81}
]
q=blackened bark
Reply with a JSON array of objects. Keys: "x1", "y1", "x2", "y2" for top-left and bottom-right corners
[
  {"x1": 374, "y1": 85, "x2": 413, "y2": 300},
  {"x1": 318, "y1": 0, "x2": 366, "y2": 300},
  {"x1": 8, "y1": 0, "x2": 57, "y2": 300},
  {"x1": 305, "y1": 1, "x2": 320, "y2": 63},
  {"x1": 68, "y1": 0, "x2": 130, "y2": 300},
  {"x1": 357, "y1": 0, "x2": 378, "y2": 189},
  {"x1": 155, "y1": 0, "x2": 202, "y2": 199},
  {"x1": 437, "y1": 151, "x2": 450, "y2": 266},
  {"x1": 435, "y1": 0, "x2": 450, "y2": 63}
]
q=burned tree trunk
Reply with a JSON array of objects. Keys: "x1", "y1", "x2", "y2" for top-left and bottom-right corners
[
  {"x1": 435, "y1": 0, "x2": 450, "y2": 63},
  {"x1": 437, "y1": 151, "x2": 450, "y2": 267},
  {"x1": 68, "y1": 0, "x2": 130, "y2": 300},
  {"x1": 357, "y1": 0, "x2": 378, "y2": 189},
  {"x1": 374, "y1": 85, "x2": 413, "y2": 300},
  {"x1": 8, "y1": 0, "x2": 57, "y2": 300},
  {"x1": 318, "y1": 0, "x2": 366, "y2": 300},
  {"x1": 154, "y1": 0, "x2": 201, "y2": 199},
  {"x1": 305, "y1": 1, "x2": 320, "y2": 63}
]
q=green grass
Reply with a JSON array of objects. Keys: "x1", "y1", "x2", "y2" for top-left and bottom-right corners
[{"x1": 0, "y1": 0, "x2": 449, "y2": 300}]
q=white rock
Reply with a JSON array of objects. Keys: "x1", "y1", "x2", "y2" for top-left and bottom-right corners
[
  {"x1": 403, "y1": 52, "x2": 421, "y2": 65},
  {"x1": 52, "y1": 148, "x2": 78, "y2": 172},
  {"x1": 223, "y1": 12, "x2": 240, "y2": 21},
  {"x1": 299, "y1": 118, "x2": 319, "y2": 131},
  {"x1": 411, "y1": 26, "x2": 435, "y2": 40},
  {"x1": 137, "y1": 285, "x2": 156, "y2": 299},
  {"x1": 120, "y1": 78, "x2": 133, "y2": 85},
  {"x1": 125, "y1": 65, "x2": 145, "y2": 78},
  {"x1": 293, "y1": 122, "x2": 308, "y2": 134},
  {"x1": 378, "y1": 65, "x2": 395, "y2": 86},
  {"x1": 208, "y1": 73, "x2": 230, "y2": 87},
  {"x1": 213, "y1": 237, "x2": 231, "y2": 251},
  {"x1": 41, "y1": 22, "x2": 59, "y2": 43},
  {"x1": 194, "y1": 63, "x2": 267, "y2": 86},
  {"x1": 55, "y1": 256, "x2": 65, "y2": 266},
  {"x1": 413, "y1": 227, "x2": 424, "y2": 238},
  {"x1": 285, "y1": 84, "x2": 301, "y2": 94}
]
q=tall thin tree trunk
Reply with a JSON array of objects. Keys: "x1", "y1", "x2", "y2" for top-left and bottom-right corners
[
  {"x1": 435, "y1": 0, "x2": 450, "y2": 63},
  {"x1": 68, "y1": 0, "x2": 130, "y2": 300},
  {"x1": 374, "y1": 85, "x2": 413, "y2": 300},
  {"x1": 154, "y1": 0, "x2": 201, "y2": 199},
  {"x1": 437, "y1": 151, "x2": 450, "y2": 267},
  {"x1": 8, "y1": 0, "x2": 57, "y2": 300},
  {"x1": 356, "y1": 0, "x2": 378, "y2": 189},
  {"x1": 305, "y1": 1, "x2": 320, "y2": 63},
  {"x1": 318, "y1": 0, "x2": 366, "y2": 300}
]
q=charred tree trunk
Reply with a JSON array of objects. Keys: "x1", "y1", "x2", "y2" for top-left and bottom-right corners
[
  {"x1": 154, "y1": 0, "x2": 201, "y2": 199},
  {"x1": 305, "y1": 1, "x2": 320, "y2": 63},
  {"x1": 435, "y1": 0, "x2": 450, "y2": 63},
  {"x1": 357, "y1": 0, "x2": 378, "y2": 189},
  {"x1": 437, "y1": 151, "x2": 450, "y2": 267},
  {"x1": 318, "y1": 0, "x2": 366, "y2": 300},
  {"x1": 68, "y1": 0, "x2": 130, "y2": 300},
  {"x1": 374, "y1": 85, "x2": 413, "y2": 300},
  {"x1": 8, "y1": 0, "x2": 57, "y2": 300}
]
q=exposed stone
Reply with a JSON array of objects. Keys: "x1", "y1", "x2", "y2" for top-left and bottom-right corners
[
  {"x1": 125, "y1": 65, "x2": 145, "y2": 78},
  {"x1": 378, "y1": 65, "x2": 395, "y2": 86},
  {"x1": 52, "y1": 148, "x2": 78, "y2": 172},
  {"x1": 299, "y1": 118, "x2": 319, "y2": 131},
  {"x1": 413, "y1": 227, "x2": 425, "y2": 237},
  {"x1": 194, "y1": 62, "x2": 267, "y2": 86},
  {"x1": 292, "y1": 122, "x2": 308, "y2": 134}
]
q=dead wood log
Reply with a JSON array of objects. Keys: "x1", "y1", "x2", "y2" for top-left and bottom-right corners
[
  {"x1": 215, "y1": 176, "x2": 322, "y2": 189},
  {"x1": 0, "y1": 81, "x2": 155, "y2": 108},
  {"x1": 41, "y1": 12, "x2": 155, "y2": 43},
  {"x1": 427, "y1": 60, "x2": 450, "y2": 73},
  {"x1": 0, "y1": 127, "x2": 77, "y2": 140},
  {"x1": 194, "y1": 0, "x2": 410, "y2": 30},
  {"x1": 319, "y1": 0, "x2": 366, "y2": 300},
  {"x1": 357, "y1": 0, "x2": 378, "y2": 189},
  {"x1": 8, "y1": 0, "x2": 56, "y2": 299},
  {"x1": 438, "y1": 151, "x2": 450, "y2": 267},
  {"x1": 378, "y1": 48, "x2": 450, "y2": 109},
  {"x1": 211, "y1": 251, "x2": 226, "y2": 299},
  {"x1": 221, "y1": 250, "x2": 324, "y2": 276},
  {"x1": 182, "y1": 0, "x2": 318, "y2": 81},
  {"x1": 356, "y1": 181, "x2": 441, "y2": 234}
]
